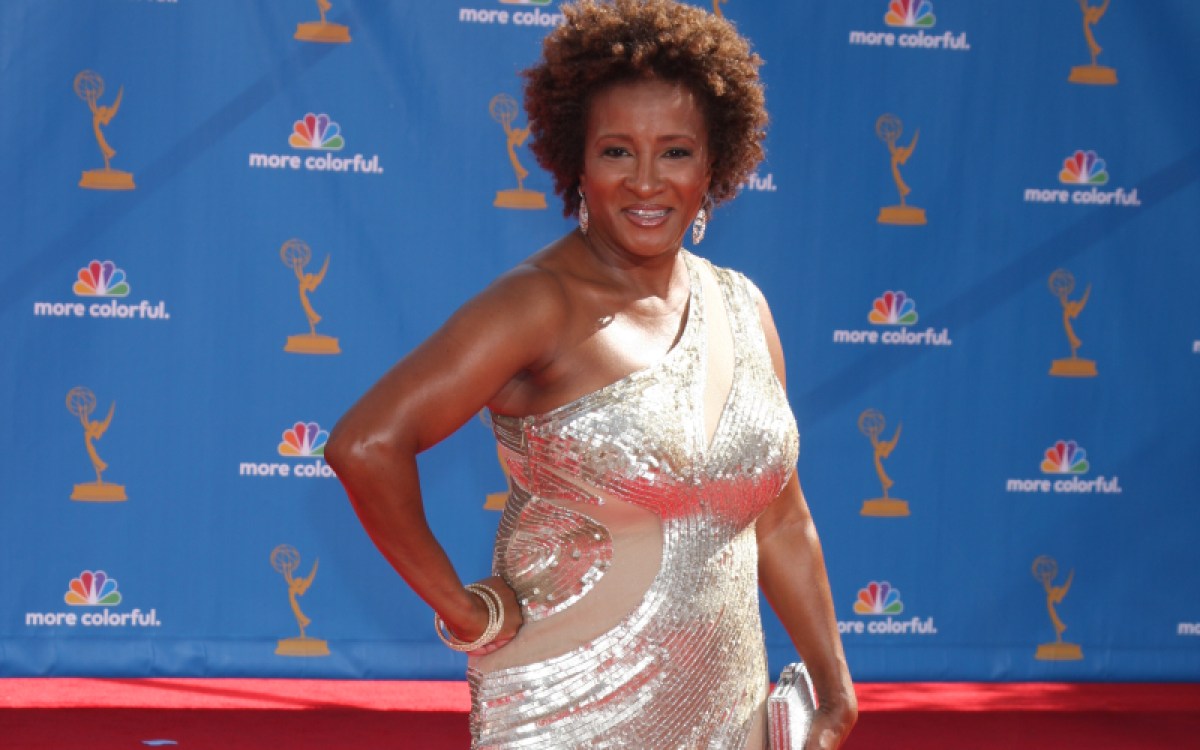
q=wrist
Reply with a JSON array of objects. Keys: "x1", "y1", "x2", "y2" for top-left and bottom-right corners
[
  {"x1": 434, "y1": 583, "x2": 505, "y2": 652},
  {"x1": 442, "y1": 587, "x2": 487, "y2": 640}
]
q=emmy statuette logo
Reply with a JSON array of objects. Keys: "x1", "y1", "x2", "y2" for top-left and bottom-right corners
[
  {"x1": 1069, "y1": 0, "x2": 1116, "y2": 85},
  {"x1": 713, "y1": 0, "x2": 727, "y2": 18},
  {"x1": 295, "y1": 0, "x2": 351, "y2": 43},
  {"x1": 1048, "y1": 269, "x2": 1096, "y2": 377},
  {"x1": 282, "y1": 239, "x2": 340, "y2": 355},
  {"x1": 858, "y1": 409, "x2": 909, "y2": 516},
  {"x1": 74, "y1": 71, "x2": 135, "y2": 190},
  {"x1": 876, "y1": 114, "x2": 926, "y2": 225},
  {"x1": 485, "y1": 446, "x2": 511, "y2": 510},
  {"x1": 1032, "y1": 555, "x2": 1083, "y2": 660},
  {"x1": 66, "y1": 387, "x2": 126, "y2": 502},
  {"x1": 479, "y1": 411, "x2": 511, "y2": 510},
  {"x1": 490, "y1": 94, "x2": 547, "y2": 210},
  {"x1": 271, "y1": 544, "x2": 330, "y2": 656}
]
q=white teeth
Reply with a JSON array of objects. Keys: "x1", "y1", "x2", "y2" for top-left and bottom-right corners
[{"x1": 628, "y1": 209, "x2": 668, "y2": 219}]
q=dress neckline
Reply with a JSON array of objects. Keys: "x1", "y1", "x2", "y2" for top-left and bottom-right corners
[{"x1": 493, "y1": 251, "x2": 702, "y2": 427}]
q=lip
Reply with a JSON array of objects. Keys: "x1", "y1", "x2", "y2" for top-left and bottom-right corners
[{"x1": 622, "y1": 205, "x2": 672, "y2": 227}]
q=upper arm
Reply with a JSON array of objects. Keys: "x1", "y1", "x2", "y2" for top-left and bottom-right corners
[{"x1": 328, "y1": 265, "x2": 568, "y2": 461}]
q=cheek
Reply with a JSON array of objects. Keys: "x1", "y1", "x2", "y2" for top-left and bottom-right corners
[{"x1": 675, "y1": 166, "x2": 711, "y2": 199}]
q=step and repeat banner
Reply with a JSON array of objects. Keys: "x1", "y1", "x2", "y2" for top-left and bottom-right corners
[{"x1": 1, "y1": 0, "x2": 1198, "y2": 681}]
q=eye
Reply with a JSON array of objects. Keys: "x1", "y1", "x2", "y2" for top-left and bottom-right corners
[
  {"x1": 663, "y1": 147, "x2": 693, "y2": 159},
  {"x1": 601, "y1": 146, "x2": 629, "y2": 158}
]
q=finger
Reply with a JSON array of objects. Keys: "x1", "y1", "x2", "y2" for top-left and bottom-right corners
[{"x1": 468, "y1": 636, "x2": 514, "y2": 657}]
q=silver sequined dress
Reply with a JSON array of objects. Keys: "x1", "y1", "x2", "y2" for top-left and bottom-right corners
[{"x1": 472, "y1": 252, "x2": 800, "y2": 749}]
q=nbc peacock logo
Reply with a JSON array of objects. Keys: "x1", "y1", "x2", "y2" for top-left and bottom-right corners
[
  {"x1": 239, "y1": 421, "x2": 336, "y2": 479},
  {"x1": 278, "y1": 421, "x2": 328, "y2": 458},
  {"x1": 1023, "y1": 149, "x2": 1139, "y2": 206},
  {"x1": 289, "y1": 113, "x2": 344, "y2": 151},
  {"x1": 24, "y1": 570, "x2": 161, "y2": 629},
  {"x1": 65, "y1": 570, "x2": 122, "y2": 606},
  {"x1": 1005, "y1": 439, "x2": 1122, "y2": 494},
  {"x1": 849, "y1": 0, "x2": 967, "y2": 51},
  {"x1": 1041, "y1": 439, "x2": 1089, "y2": 475},
  {"x1": 249, "y1": 113, "x2": 383, "y2": 174},
  {"x1": 833, "y1": 291, "x2": 950, "y2": 347},
  {"x1": 885, "y1": 0, "x2": 934, "y2": 28},
  {"x1": 855, "y1": 581, "x2": 903, "y2": 615},
  {"x1": 1059, "y1": 150, "x2": 1108, "y2": 186},
  {"x1": 838, "y1": 580, "x2": 937, "y2": 636},
  {"x1": 869, "y1": 291, "x2": 918, "y2": 326},
  {"x1": 74, "y1": 260, "x2": 130, "y2": 297},
  {"x1": 33, "y1": 261, "x2": 170, "y2": 320}
]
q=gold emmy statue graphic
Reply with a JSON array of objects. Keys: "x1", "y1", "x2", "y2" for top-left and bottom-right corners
[
  {"x1": 1032, "y1": 555, "x2": 1083, "y2": 660},
  {"x1": 1048, "y1": 269, "x2": 1096, "y2": 377},
  {"x1": 271, "y1": 544, "x2": 330, "y2": 656},
  {"x1": 712, "y1": 0, "x2": 727, "y2": 18},
  {"x1": 295, "y1": 0, "x2": 351, "y2": 43},
  {"x1": 66, "y1": 387, "x2": 127, "y2": 502},
  {"x1": 876, "y1": 114, "x2": 926, "y2": 226},
  {"x1": 485, "y1": 444, "x2": 512, "y2": 510},
  {"x1": 858, "y1": 409, "x2": 909, "y2": 517},
  {"x1": 1069, "y1": 0, "x2": 1117, "y2": 85},
  {"x1": 74, "y1": 71, "x2": 135, "y2": 190},
  {"x1": 282, "y1": 239, "x2": 341, "y2": 355},
  {"x1": 490, "y1": 94, "x2": 547, "y2": 210}
]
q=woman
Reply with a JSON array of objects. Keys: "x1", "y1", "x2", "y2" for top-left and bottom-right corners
[{"x1": 326, "y1": 1, "x2": 856, "y2": 747}]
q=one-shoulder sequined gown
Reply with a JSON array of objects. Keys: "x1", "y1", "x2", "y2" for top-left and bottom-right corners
[{"x1": 472, "y1": 252, "x2": 800, "y2": 749}]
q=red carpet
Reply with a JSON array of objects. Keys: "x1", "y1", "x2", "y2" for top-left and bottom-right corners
[{"x1": 3, "y1": 679, "x2": 1198, "y2": 749}]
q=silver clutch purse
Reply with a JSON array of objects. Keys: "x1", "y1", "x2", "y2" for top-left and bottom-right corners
[{"x1": 767, "y1": 662, "x2": 817, "y2": 750}]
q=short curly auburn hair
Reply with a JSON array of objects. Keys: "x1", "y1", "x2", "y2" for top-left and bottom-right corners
[{"x1": 522, "y1": 0, "x2": 767, "y2": 217}]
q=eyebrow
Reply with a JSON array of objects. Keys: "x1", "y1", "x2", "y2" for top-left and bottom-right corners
[{"x1": 591, "y1": 132, "x2": 702, "y2": 142}]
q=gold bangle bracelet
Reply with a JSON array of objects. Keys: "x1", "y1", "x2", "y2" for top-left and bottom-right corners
[{"x1": 434, "y1": 583, "x2": 504, "y2": 652}]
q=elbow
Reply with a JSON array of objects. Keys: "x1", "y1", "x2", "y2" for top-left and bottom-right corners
[
  {"x1": 324, "y1": 418, "x2": 381, "y2": 482},
  {"x1": 325, "y1": 412, "x2": 417, "y2": 484},
  {"x1": 323, "y1": 421, "x2": 356, "y2": 480}
]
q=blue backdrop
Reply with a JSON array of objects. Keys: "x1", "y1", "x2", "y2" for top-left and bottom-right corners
[{"x1": 2, "y1": 0, "x2": 1198, "y2": 682}]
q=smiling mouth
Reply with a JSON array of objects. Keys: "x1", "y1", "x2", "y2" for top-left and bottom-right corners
[{"x1": 625, "y1": 208, "x2": 670, "y2": 222}]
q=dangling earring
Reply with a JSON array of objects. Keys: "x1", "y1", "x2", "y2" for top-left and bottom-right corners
[
  {"x1": 692, "y1": 208, "x2": 707, "y2": 245},
  {"x1": 578, "y1": 187, "x2": 589, "y2": 235}
]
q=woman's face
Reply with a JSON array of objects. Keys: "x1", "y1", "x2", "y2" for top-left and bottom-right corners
[{"x1": 579, "y1": 78, "x2": 711, "y2": 261}]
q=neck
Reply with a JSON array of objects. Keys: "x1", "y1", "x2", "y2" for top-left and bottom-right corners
[{"x1": 577, "y1": 230, "x2": 688, "y2": 302}]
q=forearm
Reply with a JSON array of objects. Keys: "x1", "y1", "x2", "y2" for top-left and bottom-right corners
[
  {"x1": 757, "y1": 499, "x2": 854, "y2": 707},
  {"x1": 328, "y1": 441, "x2": 479, "y2": 635}
]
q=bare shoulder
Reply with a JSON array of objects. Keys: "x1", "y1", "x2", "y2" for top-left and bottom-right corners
[
  {"x1": 477, "y1": 255, "x2": 569, "y2": 316},
  {"x1": 450, "y1": 251, "x2": 572, "y2": 365}
]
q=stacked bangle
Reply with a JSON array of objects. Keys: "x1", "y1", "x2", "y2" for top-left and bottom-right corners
[{"x1": 434, "y1": 583, "x2": 505, "y2": 652}]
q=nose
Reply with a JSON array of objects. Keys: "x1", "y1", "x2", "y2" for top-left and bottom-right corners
[{"x1": 626, "y1": 155, "x2": 661, "y2": 196}]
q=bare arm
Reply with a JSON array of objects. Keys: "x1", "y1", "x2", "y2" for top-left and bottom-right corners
[
  {"x1": 752, "y1": 283, "x2": 857, "y2": 749},
  {"x1": 325, "y1": 265, "x2": 567, "y2": 646}
]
